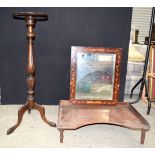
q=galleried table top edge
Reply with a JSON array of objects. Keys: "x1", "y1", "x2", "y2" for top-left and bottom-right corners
[{"x1": 57, "y1": 100, "x2": 150, "y2": 131}]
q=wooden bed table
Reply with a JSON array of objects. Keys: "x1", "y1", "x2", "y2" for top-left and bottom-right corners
[{"x1": 57, "y1": 100, "x2": 150, "y2": 144}]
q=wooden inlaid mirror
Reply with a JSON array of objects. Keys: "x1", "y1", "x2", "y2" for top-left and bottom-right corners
[{"x1": 70, "y1": 46, "x2": 122, "y2": 104}]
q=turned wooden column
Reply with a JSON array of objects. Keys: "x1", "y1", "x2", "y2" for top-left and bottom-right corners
[
  {"x1": 7, "y1": 12, "x2": 56, "y2": 135},
  {"x1": 26, "y1": 16, "x2": 36, "y2": 112}
]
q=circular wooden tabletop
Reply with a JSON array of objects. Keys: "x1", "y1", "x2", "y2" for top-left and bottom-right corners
[{"x1": 13, "y1": 12, "x2": 48, "y2": 20}]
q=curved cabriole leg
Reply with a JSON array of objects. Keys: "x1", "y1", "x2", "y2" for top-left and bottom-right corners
[
  {"x1": 58, "y1": 129, "x2": 64, "y2": 143},
  {"x1": 34, "y1": 103, "x2": 56, "y2": 127},
  {"x1": 7, "y1": 103, "x2": 29, "y2": 135},
  {"x1": 141, "y1": 130, "x2": 146, "y2": 144}
]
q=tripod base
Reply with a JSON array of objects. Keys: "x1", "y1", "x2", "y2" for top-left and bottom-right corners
[{"x1": 7, "y1": 102, "x2": 56, "y2": 135}]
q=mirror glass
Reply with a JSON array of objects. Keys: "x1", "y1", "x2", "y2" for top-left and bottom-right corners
[{"x1": 76, "y1": 53, "x2": 116, "y2": 100}]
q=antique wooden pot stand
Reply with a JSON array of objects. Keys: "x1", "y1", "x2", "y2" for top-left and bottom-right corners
[
  {"x1": 57, "y1": 47, "x2": 150, "y2": 144},
  {"x1": 7, "y1": 12, "x2": 56, "y2": 135}
]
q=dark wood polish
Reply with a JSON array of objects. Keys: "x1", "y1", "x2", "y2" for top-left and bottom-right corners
[{"x1": 7, "y1": 12, "x2": 56, "y2": 135}]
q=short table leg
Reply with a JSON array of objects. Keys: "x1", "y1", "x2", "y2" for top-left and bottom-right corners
[
  {"x1": 59, "y1": 129, "x2": 64, "y2": 143},
  {"x1": 141, "y1": 130, "x2": 146, "y2": 144}
]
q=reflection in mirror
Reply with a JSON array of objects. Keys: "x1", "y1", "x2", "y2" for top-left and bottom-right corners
[{"x1": 76, "y1": 53, "x2": 116, "y2": 100}]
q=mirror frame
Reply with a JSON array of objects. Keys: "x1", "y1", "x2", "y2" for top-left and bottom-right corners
[{"x1": 70, "y1": 46, "x2": 122, "y2": 105}]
